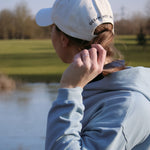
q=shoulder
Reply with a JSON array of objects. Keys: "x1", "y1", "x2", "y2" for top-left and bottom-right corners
[
  {"x1": 81, "y1": 91, "x2": 139, "y2": 149},
  {"x1": 83, "y1": 90, "x2": 135, "y2": 132},
  {"x1": 85, "y1": 90, "x2": 149, "y2": 127},
  {"x1": 82, "y1": 91, "x2": 150, "y2": 149}
]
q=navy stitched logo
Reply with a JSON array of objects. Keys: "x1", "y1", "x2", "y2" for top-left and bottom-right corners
[{"x1": 89, "y1": 15, "x2": 113, "y2": 25}]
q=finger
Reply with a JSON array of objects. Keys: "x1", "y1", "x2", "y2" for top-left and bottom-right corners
[
  {"x1": 73, "y1": 53, "x2": 83, "y2": 67},
  {"x1": 88, "y1": 47, "x2": 97, "y2": 65},
  {"x1": 80, "y1": 50, "x2": 90, "y2": 65},
  {"x1": 91, "y1": 44, "x2": 106, "y2": 65}
]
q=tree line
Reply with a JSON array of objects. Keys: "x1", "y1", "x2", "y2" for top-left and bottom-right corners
[
  {"x1": 115, "y1": 13, "x2": 150, "y2": 35},
  {"x1": 0, "y1": 2, "x2": 150, "y2": 40},
  {"x1": 0, "y1": 2, "x2": 51, "y2": 39}
]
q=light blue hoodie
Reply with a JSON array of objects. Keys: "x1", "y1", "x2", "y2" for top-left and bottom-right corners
[{"x1": 45, "y1": 66, "x2": 150, "y2": 150}]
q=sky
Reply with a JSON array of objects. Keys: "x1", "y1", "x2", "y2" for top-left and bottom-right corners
[{"x1": 0, "y1": 0, "x2": 149, "y2": 19}]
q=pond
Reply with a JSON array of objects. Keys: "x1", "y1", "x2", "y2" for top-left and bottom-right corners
[{"x1": 0, "y1": 83, "x2": 59, "y2": 150}]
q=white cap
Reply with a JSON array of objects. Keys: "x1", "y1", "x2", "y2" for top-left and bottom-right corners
[{"x1": 36, "y1": 0, "x2": 114, "y2": 41}]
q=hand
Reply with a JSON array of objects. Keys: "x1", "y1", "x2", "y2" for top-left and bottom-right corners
[{"x1": 60, "y1": 44, "x2": 106, "y2": 88}]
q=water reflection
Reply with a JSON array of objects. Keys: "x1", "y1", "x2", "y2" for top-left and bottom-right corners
[{"x1": 0, "y1": 83, "x2": 59, "y2": 150}]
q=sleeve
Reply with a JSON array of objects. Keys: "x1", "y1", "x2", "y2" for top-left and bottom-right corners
[
  {"x1": 45, "y1": 88, "x2": 127, "y2": 150},
  {"x1": 45, "y1": 87, "x2": 84, "y2": 150}
]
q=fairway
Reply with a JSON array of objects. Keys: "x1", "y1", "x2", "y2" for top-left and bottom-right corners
[
  {"x1": 115, "y1": 35, "x2": 150, "y2": 67},
  {"x1": 0, "y1": 36, "x2": 150, "y2": 82},
  {"x1": 0, "y1": 40, "x2": 68, "y2": 82}
]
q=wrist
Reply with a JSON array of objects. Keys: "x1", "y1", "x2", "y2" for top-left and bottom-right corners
[{"x1": 60, "y1": 83, "x2": 84, "y2": 89}]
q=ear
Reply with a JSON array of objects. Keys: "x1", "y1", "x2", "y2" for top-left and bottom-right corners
[{"x1": 60, "y1": 33, "x2": 69, "y2": 48}]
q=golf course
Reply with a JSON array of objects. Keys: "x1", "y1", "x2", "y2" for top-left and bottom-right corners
[{"x1": 0, "y1": 35, "x2": 150, "y2": 83}]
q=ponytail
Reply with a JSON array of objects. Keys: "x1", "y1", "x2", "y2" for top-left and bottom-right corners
[
  {"x1": 91, "y1": 23, "x2": 123, "y2": 60},
  {"x1": 55, "y1": 24, "x2": 125, "y2": 75}
]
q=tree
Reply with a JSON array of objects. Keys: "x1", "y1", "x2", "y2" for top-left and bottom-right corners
[
  {"x1": 114, "y1": 12, "x2": 147, "y2": 35},
  {"x1": 146, "y1": 18, "x2": 150, "y2": 35},
  {"x1": 137, "y1": 26, "x2": 147, "y2": 46},
  {"x1": 0, "y1": 9, "x2": 15, "y2": 39},
  {"x1": 14, "y1": 1, "x2": 33, "y2": 39},
  {"x1": 0, "y1": 2, "x2": 36, "y2": 39}
]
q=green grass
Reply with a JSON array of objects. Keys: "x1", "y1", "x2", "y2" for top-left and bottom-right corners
[
  {"x1": 0, "y1": 40, "x2": 68, "y2": 82},
  {"x1": 0, "y1": 36, "x2": 150, "y2": 82},
  {"x1": 115, "y1": 35, "x2": 150, "y2": 67}
]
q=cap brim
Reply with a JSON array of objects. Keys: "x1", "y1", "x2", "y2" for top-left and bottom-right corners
[{"x1": 36, "y1": 8, "x2": 53, "y2": 27}]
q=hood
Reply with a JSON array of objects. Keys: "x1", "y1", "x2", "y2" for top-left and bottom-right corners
[{"x1": 83, "y1": 67, "x2": 150, "y2": 101}]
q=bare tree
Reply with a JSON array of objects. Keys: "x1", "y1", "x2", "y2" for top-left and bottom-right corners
[
  {"x1": 131, "y1": 12, "x2": 147, "y2": 33},
  {"x1": 115, "y1": 12, "x2": 147, "y2": 35},
  {"x1": 14, "y1": 1, "x2": 33, "y2": 39},
  {"x1": 0, "y1": 1, "x2": 35, "y2": 39},
  {"x1": 0, "y1": 9, "x2": 15, "y2": 39}
]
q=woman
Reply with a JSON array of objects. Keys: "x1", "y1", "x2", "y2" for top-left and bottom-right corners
[{"x1": 36, "y1": 0, "x2": 150, "y2": 149}]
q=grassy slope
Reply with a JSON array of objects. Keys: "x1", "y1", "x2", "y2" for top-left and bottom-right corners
[
  {"x1": 115, "y1": 35, "x2": 150, "y2": 67},
  {"x1": 0, "y1": 36, "x2": 150, "y2": 82},
  {"x1": 0, "y1": 40, "x2": 68, "y2": 82}
]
